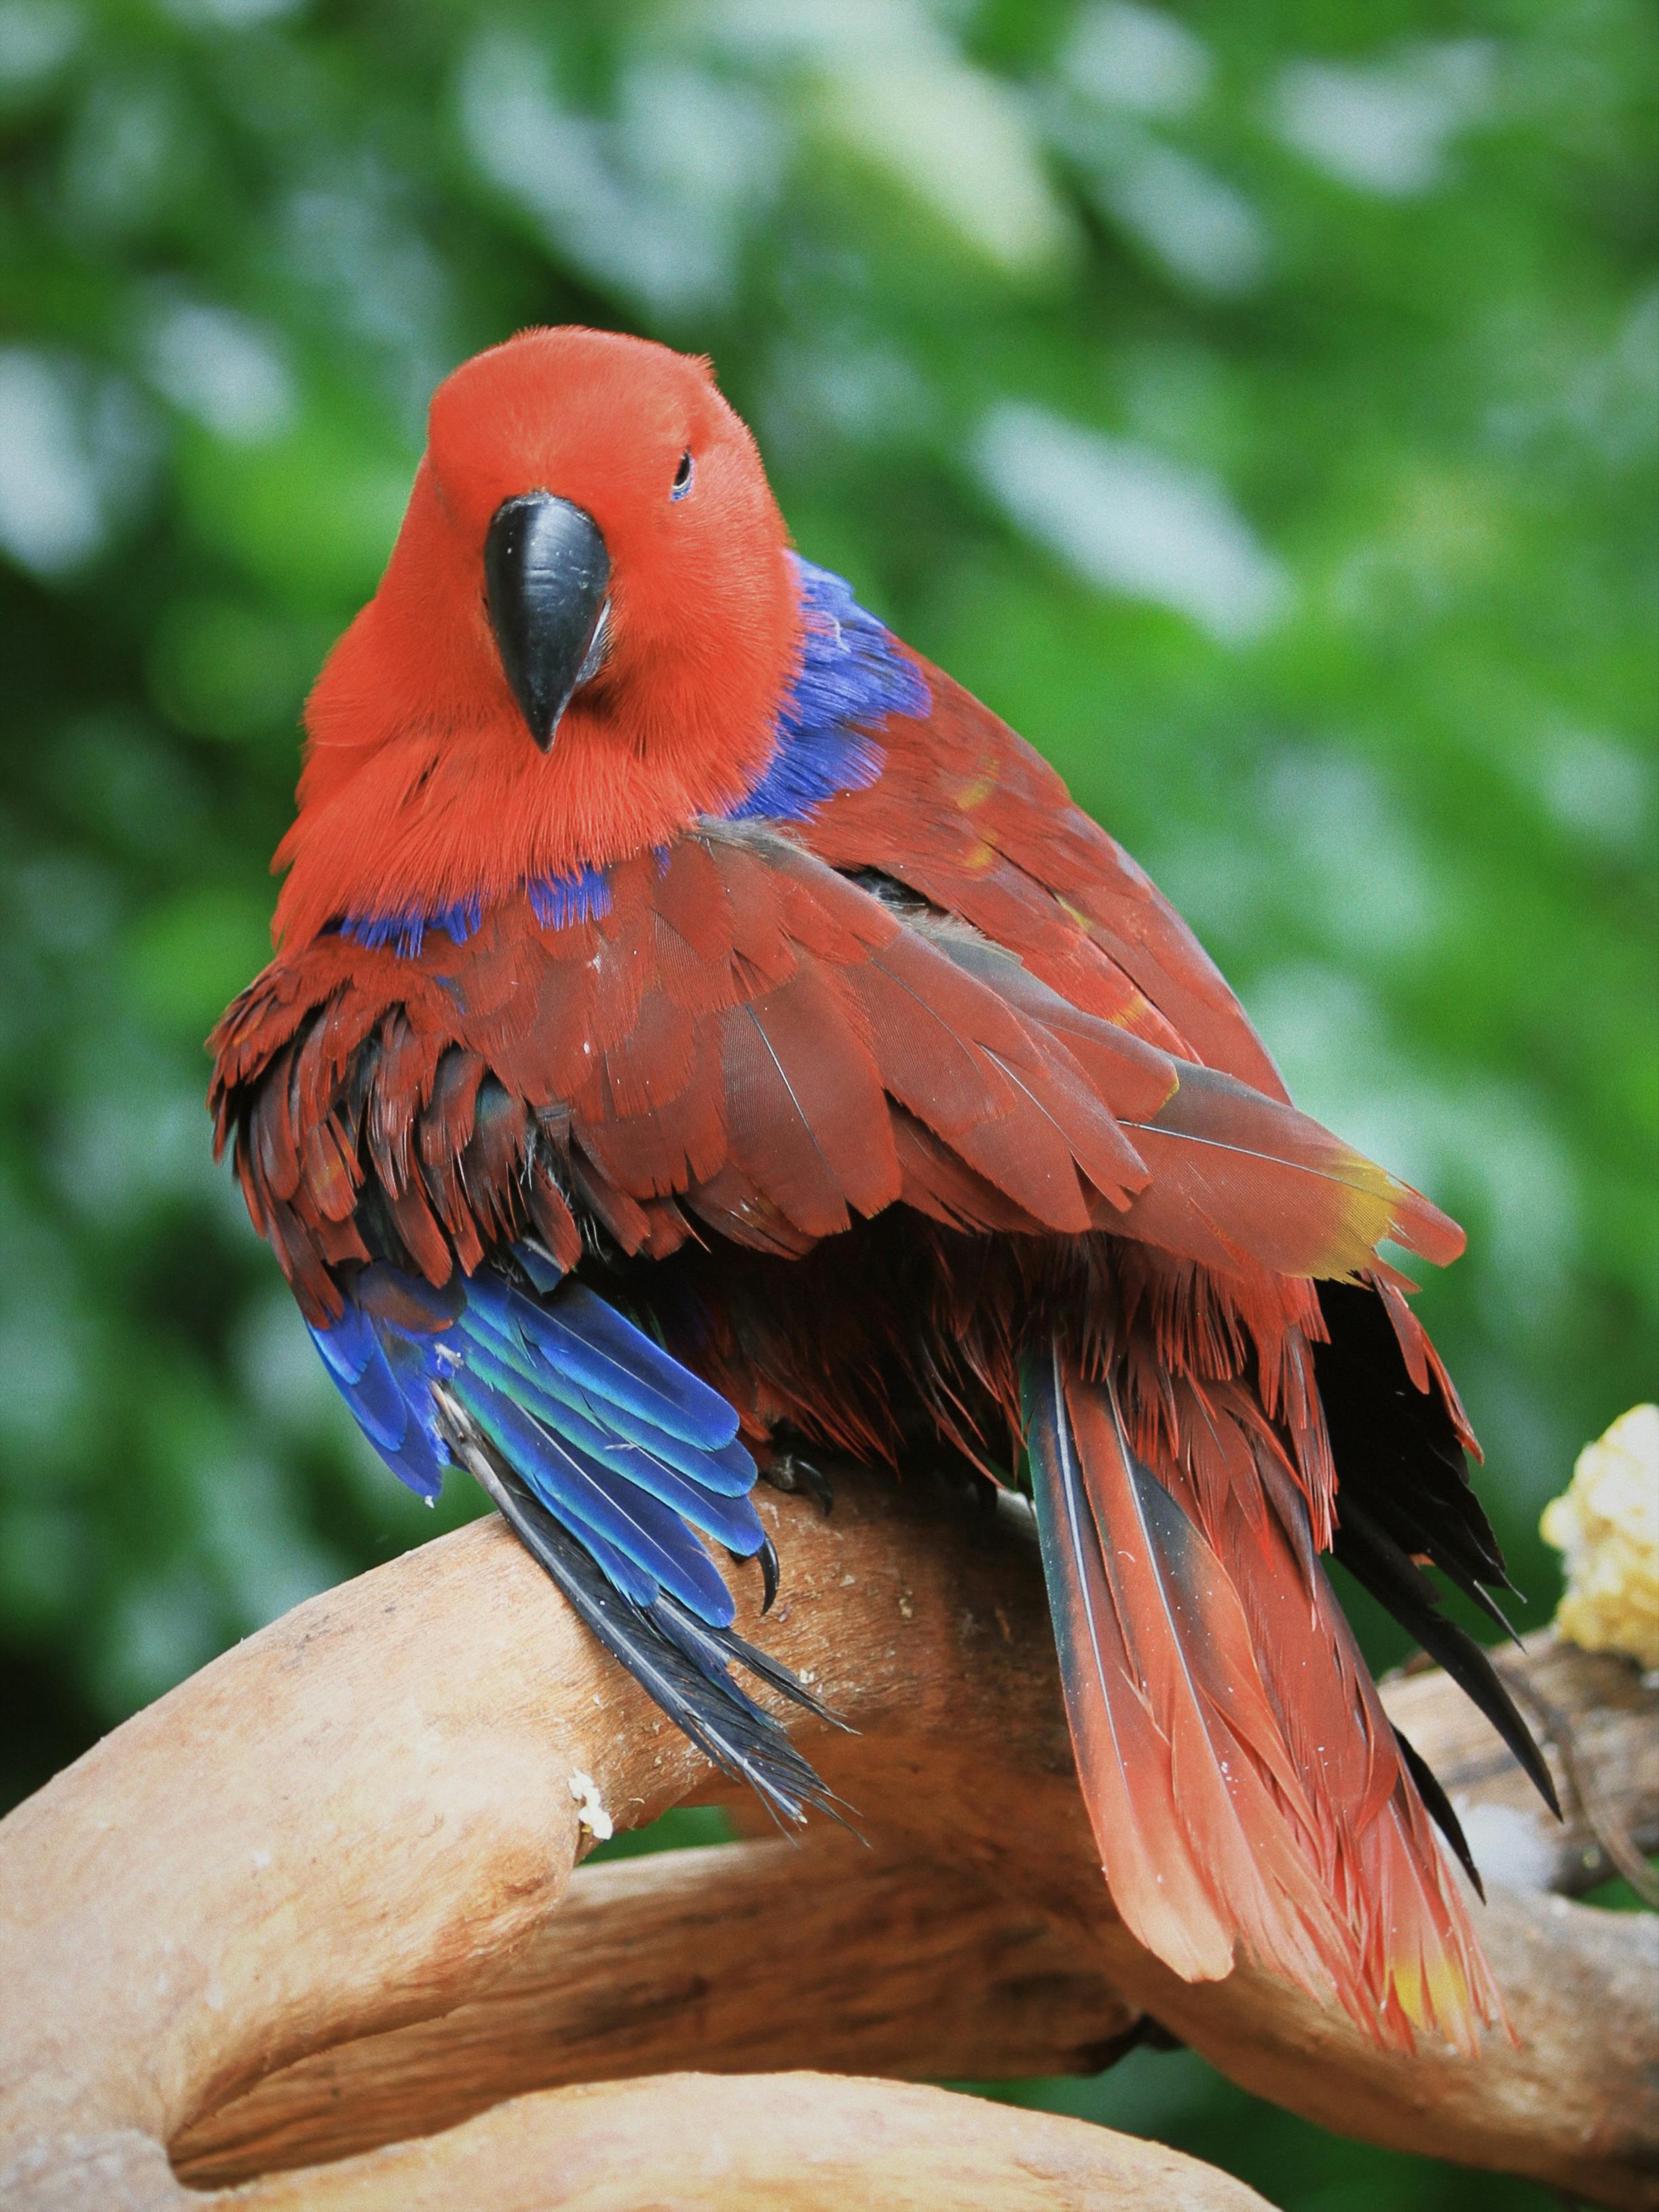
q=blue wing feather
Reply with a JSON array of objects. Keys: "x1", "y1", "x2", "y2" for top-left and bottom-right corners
[
  {"x1": 306, "y1": 1258, "x2": 835, "y2": 1822},
  {"x1": 453, "y1": 1311, "x2": 760, "y2": 1529},
  {"x1": 307, "y1": 1304, "x2": 378, "y2": 1386},
  {"x1": 376, "y1": 1421, "x2": 448, "y2": 1500},
  {"x1": 466, "y1": 1352, "x2": 763, "y2": 1551},
  {"x1": 449, "y1": 1367, "x2": 741, "y2": 1625},
  {"x1": 311, "y1": 1261, "x2": 760, "y2": 1619},
  {"x1": 339, "y1": 1344, "x2": 415, "y2": 1455},
  {"x1": 522, "y1": 1282, "x2": 743, "y2": 1450}
]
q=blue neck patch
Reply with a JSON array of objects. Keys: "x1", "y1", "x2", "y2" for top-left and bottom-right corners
[
  {"x1": 337, "y1": 866, "x2": 613, "y2": 959},
  {"x1": 338, "y1": 895, "x2": 486, "y2": 961},
  {"x1": 333, "y1": 559, "x2": 922, "y2": 956},
  {"x1": 525, "y1": 864, "x2": 612, "y2": 932},
  {"x1": 725, "y1": 555, "x2": 929, "y2": 824}
]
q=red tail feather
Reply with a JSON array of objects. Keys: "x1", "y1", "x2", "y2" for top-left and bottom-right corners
[{"x1": 1027, "y1": 1347, "x2": 1502, "y2": 2051}]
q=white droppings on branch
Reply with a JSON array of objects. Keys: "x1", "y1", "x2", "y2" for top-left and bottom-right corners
[{"x1": 567, "y1": 1769, "x2": 613, "y2": 1841}]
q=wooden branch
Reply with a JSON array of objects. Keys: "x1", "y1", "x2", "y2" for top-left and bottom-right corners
[
  {"x1": 223, "y1": 2073, "x2": 1276, "y2": 2212},
  {"x1": 174, "y1": 1831, "x2": 1139, "y2": 2186},
  {"x1": 174, "y1": 1611, "x2": 1659, "y2": 2190},
  {"x1": 1383, "y1": 1634, "x2": 1659, "y2": 1896},
  {"x1": 1, "y1": 1470, "x2": 1654, "y2": 2210}
]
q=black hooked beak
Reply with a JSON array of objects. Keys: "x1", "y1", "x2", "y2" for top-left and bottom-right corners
[{"x1": 484, "y1": 493, "x2": 611, "y2": 751}]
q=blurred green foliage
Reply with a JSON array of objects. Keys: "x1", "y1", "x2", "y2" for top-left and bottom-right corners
[{"x1": 0, "y1": 0, "x2": 1653, "y2": 2201}]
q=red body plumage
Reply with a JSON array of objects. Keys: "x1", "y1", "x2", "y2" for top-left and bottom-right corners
[{"x1": 212, "y1": 327, "x2": 1543, "y2": 2055}]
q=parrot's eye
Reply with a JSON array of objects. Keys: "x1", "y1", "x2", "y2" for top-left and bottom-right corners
[{"x1": 670, "y1": 449, "x2": 694, "y2": 501}]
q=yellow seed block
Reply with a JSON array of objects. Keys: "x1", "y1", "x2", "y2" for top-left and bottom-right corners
[{"x1": 1540, "y1": 1404, "x2": 1659, "y2": 1669}]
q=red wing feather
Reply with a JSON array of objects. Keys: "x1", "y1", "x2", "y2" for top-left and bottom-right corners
[
  {"x1": 723, "y1": 972, "x2": 901, "y2": 1234},
  {"x1": 212, "y1": 819, "x2": 1458, "y2": 1344},
  {"x1": 888, "y1": 1107, "x2": 1057, "y2": 1237},
  {"x1": 806, "y1": 668, "x2": 1289, "y2": 1095},
  {"x1": 1113, "y1": 1061, "x2": 1464, "y2": 1279}
]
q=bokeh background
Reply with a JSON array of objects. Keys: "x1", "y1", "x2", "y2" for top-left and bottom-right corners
[{"x1": 1, "y1": 0, "x2": 1654, "y2": 2202}]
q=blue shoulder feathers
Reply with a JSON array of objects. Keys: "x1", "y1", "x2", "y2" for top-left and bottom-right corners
[{"x1": 727, "y1": 555, "x2": 931, "y2": 824}]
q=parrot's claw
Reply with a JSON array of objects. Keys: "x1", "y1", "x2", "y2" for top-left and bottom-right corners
[{"x1": 763, "y1": 1451, "x2": 834, "y2": 1516}]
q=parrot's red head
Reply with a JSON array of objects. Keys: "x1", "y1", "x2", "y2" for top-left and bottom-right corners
[{"x1": 273, "y1": 327, "x2": 797, "y2": 947}]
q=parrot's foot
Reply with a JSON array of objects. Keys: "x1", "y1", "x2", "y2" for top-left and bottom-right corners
[{"x1": 762, "y1": 1450, "x2": 834, "y2": 1516}]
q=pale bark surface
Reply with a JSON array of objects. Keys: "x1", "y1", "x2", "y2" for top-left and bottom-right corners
[
  {"x1": 223, "y1": 2075, "x2": 1275, "y2": 2212},
  {"x1": 1, "y1": 1471, "x2": 1654, "y2": 2210},
  {"x1": 173, "y1": 1831, "x2": 1141, "y2": 2186}
]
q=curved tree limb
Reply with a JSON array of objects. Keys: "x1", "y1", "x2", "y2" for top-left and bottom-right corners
[
  {"x1": 172, "y1": 1830, "x2": 1140, "y2": 2186},
  {"x1": 172, "y1": 1607, "x2": 1659, "y2": 2194},
  {"x1": 1, "y1": 1471, "x2": 1654, "y2": 2209},
  {"x1": 225, "y1": 2074, "x2": 1276, "y2": 2212}
]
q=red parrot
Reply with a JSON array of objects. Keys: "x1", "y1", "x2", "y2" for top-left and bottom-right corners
[{"x1": 210, "y1": 327, "x2": 1551, "y2": 2053}]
